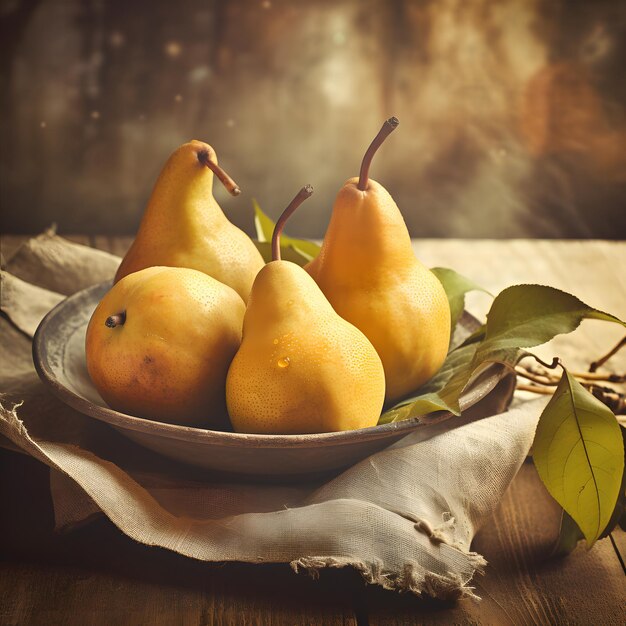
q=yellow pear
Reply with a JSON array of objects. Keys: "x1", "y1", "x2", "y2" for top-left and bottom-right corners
[
  {"x1": 226, "y1": 186, "x2": 386, "y2": 434},
  {"x1": 86, "y1": 266, "x2": 245, "y2": 428},
  {"x1": 306, "y1": 118, "x2": 451, "y2": 403},
  {"x1": 115, "y1": 140, "x2": 264, "y2": 302}
]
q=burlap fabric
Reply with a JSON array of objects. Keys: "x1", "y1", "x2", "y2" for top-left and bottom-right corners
[{"x1": 0, "y1": 231, "x2": 546, "y2": 600}]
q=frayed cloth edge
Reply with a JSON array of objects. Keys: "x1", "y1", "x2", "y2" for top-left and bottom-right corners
[
  {"x1": 290, "y1": 554, "x2": 487, "y2": 601},
  {"x1": 2, "y1": 397, "x2": 488, "y2": 602}
]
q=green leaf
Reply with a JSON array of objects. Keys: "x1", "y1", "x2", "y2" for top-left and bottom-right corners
[
  {"x1": 253, "y1": 199, "x2": 320, "y2": 262},
  {"x1": 380, "y1": 284, "x2": 625, "y2": 424},
  {"x1": 599, "y1": 424, "x2": 626, "y2": 537},
  {"x1": 452, "y1": 285, "x2": 625, "y2": 413},
  {"x1": 458, "y1": 324, "x2": 486, "y2": 347},
  {"x1": 533, "y1": 369, "x2": 624, "y2": 546},
  {"x1": 554, "y1": 424, "x2": 626, "y2": 555},
  {"x1": 553, "y1": 510, "x2": 585, "y2": 556},
  {"x1": 379, "y1": 344, "x2": 476, "y2": 422},
  {"x1": 480, "y1": 284, "x2": 625, "y2": 352},
  {"x1": 253, "y1": 198, "x2": 275, "y2": 243},
  {"x1": 431, "y1": 267, "x2": 489, "y2": 332}
]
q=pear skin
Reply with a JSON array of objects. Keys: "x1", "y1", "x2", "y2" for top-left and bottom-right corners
[
  {"x1": 115, "y1": 141, "x2": 264, "y2": 302},
  {"x1": 86, "y1": 266, "x2": 245, "y2": 428},
  {"x1": 226, "y1": 261, "x2": 386, "y2": 434},
  {"x1": 306, "y1": 120, "x2": 451, "y2": 403},
  {"x1": 226, "y1": 187, "x2": 386, "y2": 434}
]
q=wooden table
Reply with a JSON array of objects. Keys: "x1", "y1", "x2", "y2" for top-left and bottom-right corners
[{"x1": 1, "y1": 236, "x2": 625, "y2": 625}]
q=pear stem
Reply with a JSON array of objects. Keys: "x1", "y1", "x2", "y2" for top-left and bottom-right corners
[
  {"x1": 197, "y1": 150, "x2": 241, "y2": 196},
  {"x1": 357, "y1": 116, "x2": 399, "y2": 191},
  {"x1": 271, "y1": 185, "x2": 314, "y2": 262},
  {"x1": 105, "y1": 312, "x2": 126, "y2": 328}
]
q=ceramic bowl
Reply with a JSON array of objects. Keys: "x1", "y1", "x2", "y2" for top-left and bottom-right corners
[{"x1": 33, "y1": 282, "x2": 509, "y2": 479}]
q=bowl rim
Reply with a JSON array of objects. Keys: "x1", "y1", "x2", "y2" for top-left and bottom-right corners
[{"x1": 33, "y1": 281, "x2": 508, "y2": 449}]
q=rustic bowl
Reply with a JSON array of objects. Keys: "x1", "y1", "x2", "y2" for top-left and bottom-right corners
[{"x1": 33, "y1": 281, "x2": 509, "y2": 479}]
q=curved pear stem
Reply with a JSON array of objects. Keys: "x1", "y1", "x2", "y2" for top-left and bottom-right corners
[
  {"x1": 271, "y1": 185, "x2": 314, "y2": 262},
  {"x1": 357, "y1": 116, "x2": 399, "y2": 191},
  {"x1": 105, "y1": 312, "x2": 126, "y2": 328},
  {"x1": 197, "y1": 150, "x2": 241, "y2": 196}
]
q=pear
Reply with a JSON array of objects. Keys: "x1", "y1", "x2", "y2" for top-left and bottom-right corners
[
  {"x1": 226, "y1": 186, "x2": 386, "y2": 434},
  {"x1": 306, "y1": 118, "x2": 451, "y2": 403},
  {"x1": 115, "y1": 140, "x2": 264, "y2": 302},
  {"x1": 86, "y1": 266, "x2": 245, "y2": 428}
]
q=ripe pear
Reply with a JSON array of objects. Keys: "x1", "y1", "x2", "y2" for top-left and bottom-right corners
[
  {"x1": 115, "y1": 140, "x2": 264, "y2": 302},
  {"x1": 226, "y1": 186, "x2": 386, "y2": 434},
  {"x1": 306, "y1": 118, "x2": 451, "y2": 403},
  {"x1": 86, "y1": 266, "x2": 245, "y2": 428}
]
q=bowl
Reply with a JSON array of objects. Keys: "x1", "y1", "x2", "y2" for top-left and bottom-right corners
[{"x1": 33, "y1": 281, "x2": 510, "y2": 479}]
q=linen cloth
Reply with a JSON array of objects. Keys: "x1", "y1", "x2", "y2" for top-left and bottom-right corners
[{"x1": 0, "y1": 231, "x2": 545, "y2": 600}]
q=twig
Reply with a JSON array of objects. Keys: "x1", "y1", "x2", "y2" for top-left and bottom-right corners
[
  {"x1": 520, "y1": 354, "x2": 561, "y2": 370},
  {"x1": 589, "y1": 336, "x2": 626, "y2": 373},
  {"x1": 516, "y1": 384, "x2": 554, "y2": 396},
  {"x1": 570, "y1": 371, "x2": 625, "y2": 383},
  {"x1": 518, "y1": 359, "x2": 624, "y2": 384},
  {"x1": 515, "y1": 367, "x2": 559, "y2": 386},
  {"x1": 588, "y1": 386, "x2": 626, "y2": 415}
]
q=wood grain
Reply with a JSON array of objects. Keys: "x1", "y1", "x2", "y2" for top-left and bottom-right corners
[
  {"x1": 366, "y1": 463, "x2": 626, "y2": 625},
  {"x1": 0, "y1": 451, "x2": 358, "y2": 626}
]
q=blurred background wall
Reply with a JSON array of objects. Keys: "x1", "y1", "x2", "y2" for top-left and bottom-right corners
[{"x1": 1, "y1": 0, "x2": 625, "y2": 239}]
